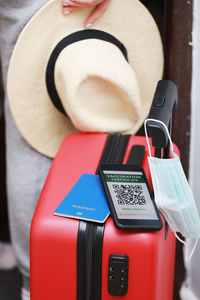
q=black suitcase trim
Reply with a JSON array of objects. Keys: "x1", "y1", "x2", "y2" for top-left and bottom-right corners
[{"x1": 77, "y1": 134, "x2": 130, "y2": 300}]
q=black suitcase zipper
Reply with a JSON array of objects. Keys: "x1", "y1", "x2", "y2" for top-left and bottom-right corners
[{"x1": 77, "y1": 134, "x2": 130, "y2": 300}]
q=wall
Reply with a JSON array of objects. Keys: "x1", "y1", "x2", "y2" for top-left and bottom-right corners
[
  {"x1": 189, "y1": 0, "x2": 200, "y2": 195},
  {"x1": 184, "y1": 1, "x2": 200, "y2": 296}
]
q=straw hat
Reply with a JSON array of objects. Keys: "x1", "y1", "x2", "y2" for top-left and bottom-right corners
[{"x1": 7, "y1": 0, "x2": 163, "y2": 158}]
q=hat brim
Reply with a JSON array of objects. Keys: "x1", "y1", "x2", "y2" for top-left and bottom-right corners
[{"x1": 7, "y1": 0, "x2": 163, "y2": 158}]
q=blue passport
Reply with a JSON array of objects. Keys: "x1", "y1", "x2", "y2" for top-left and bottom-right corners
[{"x1": 54, "y1": 174, "x2": 110, "y2": 223}]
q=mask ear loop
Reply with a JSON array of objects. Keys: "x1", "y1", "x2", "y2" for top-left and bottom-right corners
[
  {"x1": 174, "y1": 233, "x2": 198, "y2": 264},
  {"x1": 144, "y1": 119, "x2": 175, "y2": 157},
  {"x1": 184, "y1": 239, "x2": 199, "y2": 263},
  {"x1": 174, "y1": 232, "x2": 186, "y2": 244},
  {"x1": 144, "y1": 119, "x2": 152, "y2": 157}
]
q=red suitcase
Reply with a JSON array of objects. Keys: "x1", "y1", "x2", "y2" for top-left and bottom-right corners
[
  {"x1": 30, "y1": 132, "x2": 178, "y2": 300},
  {"x1": 30, "y1": 81, "x2": 178, "y2": 299}
]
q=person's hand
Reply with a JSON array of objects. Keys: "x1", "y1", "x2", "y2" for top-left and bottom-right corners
[{"x1": 62, "y1": 0, "x2": 110, "y2": 28}]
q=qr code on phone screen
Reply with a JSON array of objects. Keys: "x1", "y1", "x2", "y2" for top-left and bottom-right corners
[{"x1": 112, "y1": 184, "x2": 146, "y2": 205}]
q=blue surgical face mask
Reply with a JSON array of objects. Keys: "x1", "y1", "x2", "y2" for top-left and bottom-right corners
[{"x1": 144, "y1": 119, "x2": 200, "y2": 262}]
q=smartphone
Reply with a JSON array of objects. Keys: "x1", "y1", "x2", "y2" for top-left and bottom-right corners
[{"x1": 99, "y1": 164, "x2": 163, "y2": 231}]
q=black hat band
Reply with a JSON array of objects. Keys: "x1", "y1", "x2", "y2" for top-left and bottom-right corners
[{"x1": 46, "y1": 29, "x2": 128, "y2": 116}]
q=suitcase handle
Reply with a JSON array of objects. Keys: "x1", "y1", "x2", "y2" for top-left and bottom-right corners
[{"x1": 147, "y1": 80, "x2": 178, "y2": 150}]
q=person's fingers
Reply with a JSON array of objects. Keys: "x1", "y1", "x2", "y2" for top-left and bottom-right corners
[
  {"x1": 63, "y1": 1, "x2": 87, "y2": 8},
  {"x1": 63, "y1": 0, "x2": 102, "y2": 7},
  {"x1": 84, "y1": 0, "x2": 110, "y2": 27},
  {"x1": 71, "y1": 0, "x2": 102, "y2": 5},
  {"x1": 63, "y1": 5, "x2": 80, "y2": 14},
  {"x1": 62, "y1": 0, "x2": 110, "y2": 26}
]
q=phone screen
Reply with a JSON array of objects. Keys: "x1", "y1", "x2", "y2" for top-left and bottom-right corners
[{"x1": 103, "y1": 170, "x2": 158, "y2": 220}]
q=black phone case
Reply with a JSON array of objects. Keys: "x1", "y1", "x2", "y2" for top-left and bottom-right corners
[{"x1": 99, "y1": 164, "x2": 163, "y2": 231}]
